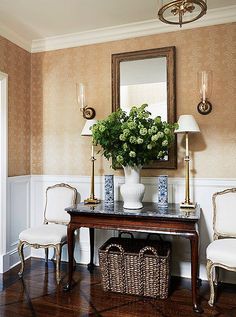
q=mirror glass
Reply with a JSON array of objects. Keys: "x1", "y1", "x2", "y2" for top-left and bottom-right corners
[
  {"x1": 120, "y1": 57, "x2": 167, "y2": 120},
  {"x1": 112, "y1": 46, "x2": 177, "y2": 169}
]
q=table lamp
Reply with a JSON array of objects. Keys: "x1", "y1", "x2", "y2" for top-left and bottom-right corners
[
  {"x1": 175, "y1": 115, "x2": 200, "y2": 208},
  {"x1": 81, "y1": 119, "x2": 100, "y2": 204}
]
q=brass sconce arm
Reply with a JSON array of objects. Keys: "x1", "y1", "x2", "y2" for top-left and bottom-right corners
[
  {"x1": 81, "y1": 106, "x2": 96, "y2": 120},
  {"x1": 197, "y1": 99, "x2": 212, "y2": 115}
]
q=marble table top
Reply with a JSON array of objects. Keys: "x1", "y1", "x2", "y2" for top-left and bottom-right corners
[{"x1": 65, "y1": 201, "x2": 200, "y2": 221}]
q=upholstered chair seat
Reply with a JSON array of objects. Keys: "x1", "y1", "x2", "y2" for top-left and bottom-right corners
[
  {"x1": 206, "y1": 188, "x2": 236, "y2": 306},
  {"x1": 207, "y1": 239, "x2": 236, "y2": 268},
  {"x1": 18, "y1": 183, "x2": 77, "y2": 284},
  {"x1": 19, "y1": 224, "x2": 67, "y2": 245}
]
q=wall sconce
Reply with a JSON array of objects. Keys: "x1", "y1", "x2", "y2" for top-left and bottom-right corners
[
  {"x1": 197, "y1": 70, "x2": 212, "y2": 115},
  {"x1": 76, "y1": 83, "x2": 96, "y2": 119}
]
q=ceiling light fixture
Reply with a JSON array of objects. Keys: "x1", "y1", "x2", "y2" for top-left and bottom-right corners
[{"x1": 158, "y1": 0, "x2": 207, "y2": 28}]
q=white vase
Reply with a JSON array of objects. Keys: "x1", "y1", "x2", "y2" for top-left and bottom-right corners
[{"x1": 120, "y1": 165, "x2": 145, "y2": 209}]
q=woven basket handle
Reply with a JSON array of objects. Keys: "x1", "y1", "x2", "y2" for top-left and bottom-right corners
[
  {"x1": 105, "y1": 243, "x2": 125, "y2": 255},
  {"x1": 139, "y1": 246, "x2": 158, "y2": 296},
  {"x1": 105, "y1": 243, "x2": 126, "y2": 293},
  {"x1": 146, "y1": 233, "x2": 163, "y2": 242},
  {"x1": 118, "y1": 231, "x2": 134, "y2": 239},
  {"x1": 139, "y1": 246, "x2": 158, "y2": 258}
]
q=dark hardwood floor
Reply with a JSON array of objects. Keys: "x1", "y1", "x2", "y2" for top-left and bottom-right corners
[{"x1": 0, "y1": 258, "x2": 235, "y2": 317}]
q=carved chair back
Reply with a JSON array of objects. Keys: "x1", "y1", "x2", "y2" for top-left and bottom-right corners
[
  {"x1": 212, "y1": 188, "x2": 236, "y2": 240},
  {"x1": 44, "y1": 183, "x2": 77, "y2": 225}
]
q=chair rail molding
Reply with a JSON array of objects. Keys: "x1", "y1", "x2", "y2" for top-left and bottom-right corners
[{"x1": 5, "y1": 174, "x2": 236, "y2": 284}]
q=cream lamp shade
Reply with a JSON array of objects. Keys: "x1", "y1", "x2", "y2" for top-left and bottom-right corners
[
  {"x1": 81, "y1": 119, "x2": 97, "y2": 136},
  {"x1": 175, "y1": 115, "x2": 200, "y2": 133}
]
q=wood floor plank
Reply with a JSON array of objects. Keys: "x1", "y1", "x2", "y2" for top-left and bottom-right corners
[{"x1": 0, "y1": 258, "x2": 235, "y2": 317}]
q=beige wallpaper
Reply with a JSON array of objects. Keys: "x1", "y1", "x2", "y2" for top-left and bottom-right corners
[
  {"x1": 0, "y1": 22, "x2": 228, "y2": 178},
  {"x1": 0, "y1": 36, "x2": 31, "y2": 177},
  {"x1": 31, "y1": 23, "x2": 236, "y2": 178}
]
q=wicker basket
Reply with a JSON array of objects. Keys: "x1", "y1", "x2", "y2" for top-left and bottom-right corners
[{"x1": 99, "y1": 233, "x2": 171, "y2": 299}]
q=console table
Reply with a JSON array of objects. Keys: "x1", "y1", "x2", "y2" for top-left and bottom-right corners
[{"x1": 64, "y1": 201, "x2": 202, "y2": 313}]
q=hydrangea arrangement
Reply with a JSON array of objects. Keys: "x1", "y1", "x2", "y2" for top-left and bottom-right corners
[{"x1": 92, "y1": 104, "x2": 178, "y2": 169}]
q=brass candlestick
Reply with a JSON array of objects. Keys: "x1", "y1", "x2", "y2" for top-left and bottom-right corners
[
  {"x1": 181, "y1": 132, "x2": 195, "y2": 208},
  {"x1": 81, "y1": 120, "x2": 100, "y2": 205},
  {"x1": 84, "y1": 144, "x2": 100, "y2": 204}
]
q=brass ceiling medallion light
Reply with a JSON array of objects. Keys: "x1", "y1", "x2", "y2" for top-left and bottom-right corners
[{"x1": 158, "y1": 0, "x2": 207, "y2": 27}]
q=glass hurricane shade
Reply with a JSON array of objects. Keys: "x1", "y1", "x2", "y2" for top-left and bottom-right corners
[
  {"x1": 198, "y1": 70, "x2": 212, "y2": 102},
  {"x1": 76, "y1": 83, "x2": 85, "y2": 109},
  {"x1": 81, "y1": 119, "x2": 97, "y2": 136},
  {"x1": 175, "y1": 115, "x2": 200, "y2": 133}
]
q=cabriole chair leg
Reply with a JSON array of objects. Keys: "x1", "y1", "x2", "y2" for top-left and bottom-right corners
[
  {"x1": 73, "y1": 257, "x2": 77, "y2": 271},
  {"x1": 18, "y1": 241, "x2": 25, "y2": 278},
  {"x1": 55, "y1": 245, "x2": 61, "y2": 284},
  {"x1": 45, "y1": 248, "x2": 49, "y2": 263},
  {"x1": 207, "y1": 259, "x2": 215, "y2": 306},
  {"x1": 214, "y1": 266, "x2": 219, "y2": 286}
]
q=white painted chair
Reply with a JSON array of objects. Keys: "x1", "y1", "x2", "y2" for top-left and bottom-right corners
[
  {"x1": 18, "y1": 183, "x2": 77, "y2": 284},
  {"x1": 206, "y1": 188, "x2": 236, "y2": 306}
]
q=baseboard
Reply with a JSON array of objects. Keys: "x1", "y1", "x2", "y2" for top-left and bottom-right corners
[
  {"x1": 0, "y1": 245, "x2": 30, "y2": 273},
  {"x1": 0, "y1": 253, "x2": 9, "y2": 273}
]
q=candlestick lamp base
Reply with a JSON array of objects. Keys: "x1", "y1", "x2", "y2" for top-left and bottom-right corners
[
  {"x1": 84, "y1": 198, "x2": 101, "y2": 205},
  {"x1": 180, "y1": 202, "x2": 196, "y2": 209}
]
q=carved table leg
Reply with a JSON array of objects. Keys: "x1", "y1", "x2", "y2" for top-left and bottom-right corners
[
  {"x1": 190, "y1": 232, "x2": 203, "y2": 313},
  {"x1": 87, "y1": 228, "x2": 95, "y2": 272},
  {"x1": 63, "y1": 223, "x2": 77, "y2": 291}
]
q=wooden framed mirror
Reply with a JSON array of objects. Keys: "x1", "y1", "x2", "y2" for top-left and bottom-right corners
[{"x1": 112, "y1": 46, "x2": 177, "y2": 169}]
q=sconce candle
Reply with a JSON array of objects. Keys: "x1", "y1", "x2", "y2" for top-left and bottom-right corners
[
  {"x1": 76, "y1": 83, "x2": 85, "y2": 109},
  {"x1": 79, "y1": 83, "x2": 85, "y2": 109},
  {"x1": 202, "y1": 84, "x2": 206, "y2": 102}
]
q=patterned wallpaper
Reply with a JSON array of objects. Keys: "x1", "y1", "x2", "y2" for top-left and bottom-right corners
[
  {"x1": 0, "y1": 36, "x2": 31, "y2": 177},
  {"x1": 31, "y1": 23, "x2": 236, "y2": 178},
  {"x1": 2, "y1": 23, "x2": 236, "y2": 178}
]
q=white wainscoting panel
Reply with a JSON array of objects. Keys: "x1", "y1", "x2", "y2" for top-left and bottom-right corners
[
  {"x1": 0, "y1": 176, "x2": 31, "y2": 273},
  {"x1": 5, "y1": 175, "x2": 236, "y2": 284},
  {"x1": 30, "y1": 175, "x2": 236, "y2": 284}
]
